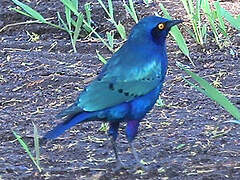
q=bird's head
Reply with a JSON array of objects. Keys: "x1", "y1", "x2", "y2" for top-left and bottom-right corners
[{"x1": 129, "y1": 16, "x2": 183, "y2": 45}]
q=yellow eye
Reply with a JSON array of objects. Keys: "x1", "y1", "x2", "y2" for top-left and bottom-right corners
[{"x1": 158, "y1": 23, "x2": 165, "y2": 30}]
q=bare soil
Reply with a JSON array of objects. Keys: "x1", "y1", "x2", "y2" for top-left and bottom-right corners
[{"x1": 0, "y1": 0, "x2": 240, "y2": 179}]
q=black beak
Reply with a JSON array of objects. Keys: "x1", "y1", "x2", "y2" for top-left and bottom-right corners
[{"x1": 166, "y1": 19, "x2": 183, "y2": 29}]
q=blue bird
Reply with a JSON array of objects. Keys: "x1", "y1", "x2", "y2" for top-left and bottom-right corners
[{"x1": 43, "y1": 16, "x2": 183, "y2": 170}]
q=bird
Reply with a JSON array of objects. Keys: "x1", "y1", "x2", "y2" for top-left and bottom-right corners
[{"x1": 43, "y1": 16, "x2": 183, "y2": 170}]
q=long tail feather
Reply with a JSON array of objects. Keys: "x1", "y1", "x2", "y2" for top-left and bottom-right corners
[{"x1": 43, "y1": 112, "x2": 93, "y2": 140}]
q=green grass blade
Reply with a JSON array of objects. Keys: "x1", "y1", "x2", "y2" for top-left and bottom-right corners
[
  {"x1": 106, "y1": 31, "x2": 114, "y2": 49},
  {"x1": 116, "y1": 22, "x2": 126, "y2": 40},
  {"x1": 201, "y1": 0, "x2": 221, "y2": 47},
  {"x1": 73, "y1": 13, "x2": 83, "y2": 44},
  {"x1": 214, "y1": 1, "x2": 227, "y2": 37},
  {"x1": 83, "y1": 20, "x2": 114, "y2": 52},
  {"x1": 84, "y1": 3, "x2": 92, "y2": 25},
  {"x1": 216, "y1": 3, "x2": 240, "y2": 30},
  {"x1": 11, "y1": 0, "x2": 46, "y2": 23},
  {"x1": 96, "y1": 50, "x2": 107, "y2": 64},
  {"x1": 72, "y1": 0, "x2": 78, "y2": 10},
  {"x1": 128, "y1": 0, "x2": 138, "y2": 23},
  {"x1": 196, "y1": 0, "x2": 203, "y2": 20},
  {"x1": 11, "y1": 7, "x2": 33, "y2": 18},
  {"x1": 71, "y1": 18, "x2": 77, "y2": 27},
  {"x1": 60, "y1": 0, "x2": 79, "y2": 16},
  {"x1": 182, "y1": 77, "x2": 207, "y2": 95},
  {"x1": 11, "y1": 7, "x2": 65, "y2": 31},
  {"x1": 108, "y1": 0, "x2": 114, "y2": 19},
  {"x1": 98, "y1": 0, "x2": 110, "y2": 18},
  {"x1": 124, "y1": 4, "x2": 132, "y2": 18},
  {"x1": 65, "y1": 6, "x2": 72, "y2": 31},
  {"x1": 177, "y1": 62, "x2": 240, "y2": 121},
  {"x1": 12, "y1": 131, "x2": 42, "y2": 172},
  {"x1": 224, "y1": 120, "x2": 240, "y2": 125},
  {"x1": 170, "y1": 25, "x2": 194, "y2": 66},
  {"x1": 158, "y1": 4, "x2": 194, "y2": 66},
  {"x1": 187, "y1": 0, "x2": 195, "y2": 16},
  {"x1": 201, "y1": 24, "x2": 207, "y2": 43},
  {"x1": 33, "y1": 122, "x2": 40, "y2": 168},
  {"x1": 143, "y1": 0, "x2": 149, "y2": 5},
  {"x1": 124, "y1": 4, "x2": 138, "y2": 23},
  {"x1": 57, "y1": 12, "x2": 70, "y2": 33},
  {"x1": 57, "y1": 12, "x2": 76, "y2": 52},
  {"x1": 180, "y1": 0, "x2": 190, "y2": 16}
]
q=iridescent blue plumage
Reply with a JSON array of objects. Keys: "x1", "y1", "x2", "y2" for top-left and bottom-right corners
[{"x1": 43, "y1": 16, "x2": 183, "y2": 170}]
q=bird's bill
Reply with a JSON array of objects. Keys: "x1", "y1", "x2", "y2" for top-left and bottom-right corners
[{"x1": 166, "y1": 19, "x2": 183, "y2": 29}]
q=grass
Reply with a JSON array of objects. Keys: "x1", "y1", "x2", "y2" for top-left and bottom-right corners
[
  {"x1": 11, "y1": 0, "x2": 92, "y2": 53},
  {"x1": 10, "y1": 0, "x2": 190, "y2": 64},
  {"x1": 123, "y1": 0, "x2": 139, "y2": 23},
  {"x1": 180, "y1": 0, "x2": 207, "y2": 46},
  {"x1": 12, "y1": 122, "x2": 42, "y2": 172},
  {"x1": 179, "y1": 0, "x2": 239, "y2": 49},
  {"x1": 98, "y1": 0, "x2": 127, "y2": 40},
  {"x1": 59, "y1": 0, "x2": 115, "y2": 52},
  {"x1": 10, "y1": 0, "x2": 240, "y2": 61},
  {"x1": 213, "y1": 1, "x2": 240, "y2": 31},
  {"x1": 177, "y1": 61, "x2": 240, "y2": 125}
]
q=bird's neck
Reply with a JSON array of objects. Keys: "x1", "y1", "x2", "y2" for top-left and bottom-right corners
[{"x1": 159, "y1": 42, "x2": 168, "y2": 76}]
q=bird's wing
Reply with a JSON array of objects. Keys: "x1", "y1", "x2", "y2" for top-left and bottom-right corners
[
  {"x1": 57, "y1": 65, "x2": 163, "y2": 117},
  {"x1": 77, "y1": 61, "x2": 164, "y2": 112},
  {"x1": 78, "y1": 79, "x2": 160, "y2": 112},
  {"x1": 59, "y1": 43, "x2": 166, "y2": 115}
]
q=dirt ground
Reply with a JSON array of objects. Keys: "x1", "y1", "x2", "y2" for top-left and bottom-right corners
[{"x1": 0, "y1": 0, "x2": 240, "y2": 179}]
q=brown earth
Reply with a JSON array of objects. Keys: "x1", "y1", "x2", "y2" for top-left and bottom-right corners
[{"x1": 0, "y1": 0, "x2": 240, "y2": 179}]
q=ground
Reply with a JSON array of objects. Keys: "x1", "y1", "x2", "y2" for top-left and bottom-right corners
[{"x1": 0, "y1": 0, "x2": 240, "y2": 179}]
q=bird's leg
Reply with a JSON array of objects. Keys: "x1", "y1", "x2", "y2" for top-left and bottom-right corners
[
  {"x1": 129, "y1": 142, "x2": 147, "y2": 171},
  {"x1": 108, "y1": 122, "x2": 126, "y2": 171},
  {"x1": 126, "y1": 120, "x2": 147, "y2": 171},
  {"x1": 110, "y1": 137, "x2": 126, "y2": 171}
]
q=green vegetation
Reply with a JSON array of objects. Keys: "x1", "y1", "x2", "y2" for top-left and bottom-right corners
[
  {"x1": 11, "y1": 0, "x2": 92, "y2": 53},
  {"x1": 179, "y1": 0, "x2": 240, "y2": 48},
  {"x1": 12, "y1": 122, "x2": 42, "y2": 172},
  {"x1": 10, "y1": 0, "x2": 240, "y2": 59},
  {"x1": 180, "y1": 0, "x2": 207, "y2": 46},
  {"x1": 177, "y1": 61, "x2": 240, "y2": 124},
  {"x1": 98, "y1": 0, "x2": 127, "y2": 40}
]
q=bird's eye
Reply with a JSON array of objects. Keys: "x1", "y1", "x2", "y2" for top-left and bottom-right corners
[{"x1": 158, "y1": 23, "x2": 165, "y2": 30}]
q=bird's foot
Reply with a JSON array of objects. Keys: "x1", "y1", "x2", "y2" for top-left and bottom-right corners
[
  {"x1": 129, "y1": 162, "x2": 149, "y2": 173},
  {"x1": 112, "y1": 160, "x2": 127, "y2": 172},
  {"x1": 135, "y1": 161, "x2": 149, "y2": 171}
]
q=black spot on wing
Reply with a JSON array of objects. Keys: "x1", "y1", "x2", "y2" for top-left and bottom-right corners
[
  {"x1": 142, "y1": 77, "x2": 156, "y2": 81},
  {"x1": 124, "y1": 92, "x2": 129, "y2": 96},
  {"x1": 141, "y1": 75, "x2": 162, "y2": 82},
  {"x1": 109, "y1": 83, "x2": 114, "y2": 90},
  {"x1": 118, "y1": 89, "x2": 123, "y2": 93}
]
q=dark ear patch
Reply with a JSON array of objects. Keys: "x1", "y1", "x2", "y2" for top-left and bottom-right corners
[{"x1": 151, "y1": 26, "x2": 161, "y2": 44}]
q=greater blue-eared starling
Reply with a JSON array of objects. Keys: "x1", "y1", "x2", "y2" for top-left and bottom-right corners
[{"x1": 43, "y1": 16, "x2": 183, "y2": 170}]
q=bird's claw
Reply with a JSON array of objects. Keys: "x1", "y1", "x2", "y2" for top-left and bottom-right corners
[
  {"x1": 126, "y1": 162, "x2": 149, "y2": 173},
  {"x1": 135, "y1": 162, "x2": 149, "y2": 171}
]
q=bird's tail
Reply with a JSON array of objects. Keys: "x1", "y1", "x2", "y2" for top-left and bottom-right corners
[{"x1": 43, "y1": 112, "x2": 93, "y2": 140}]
